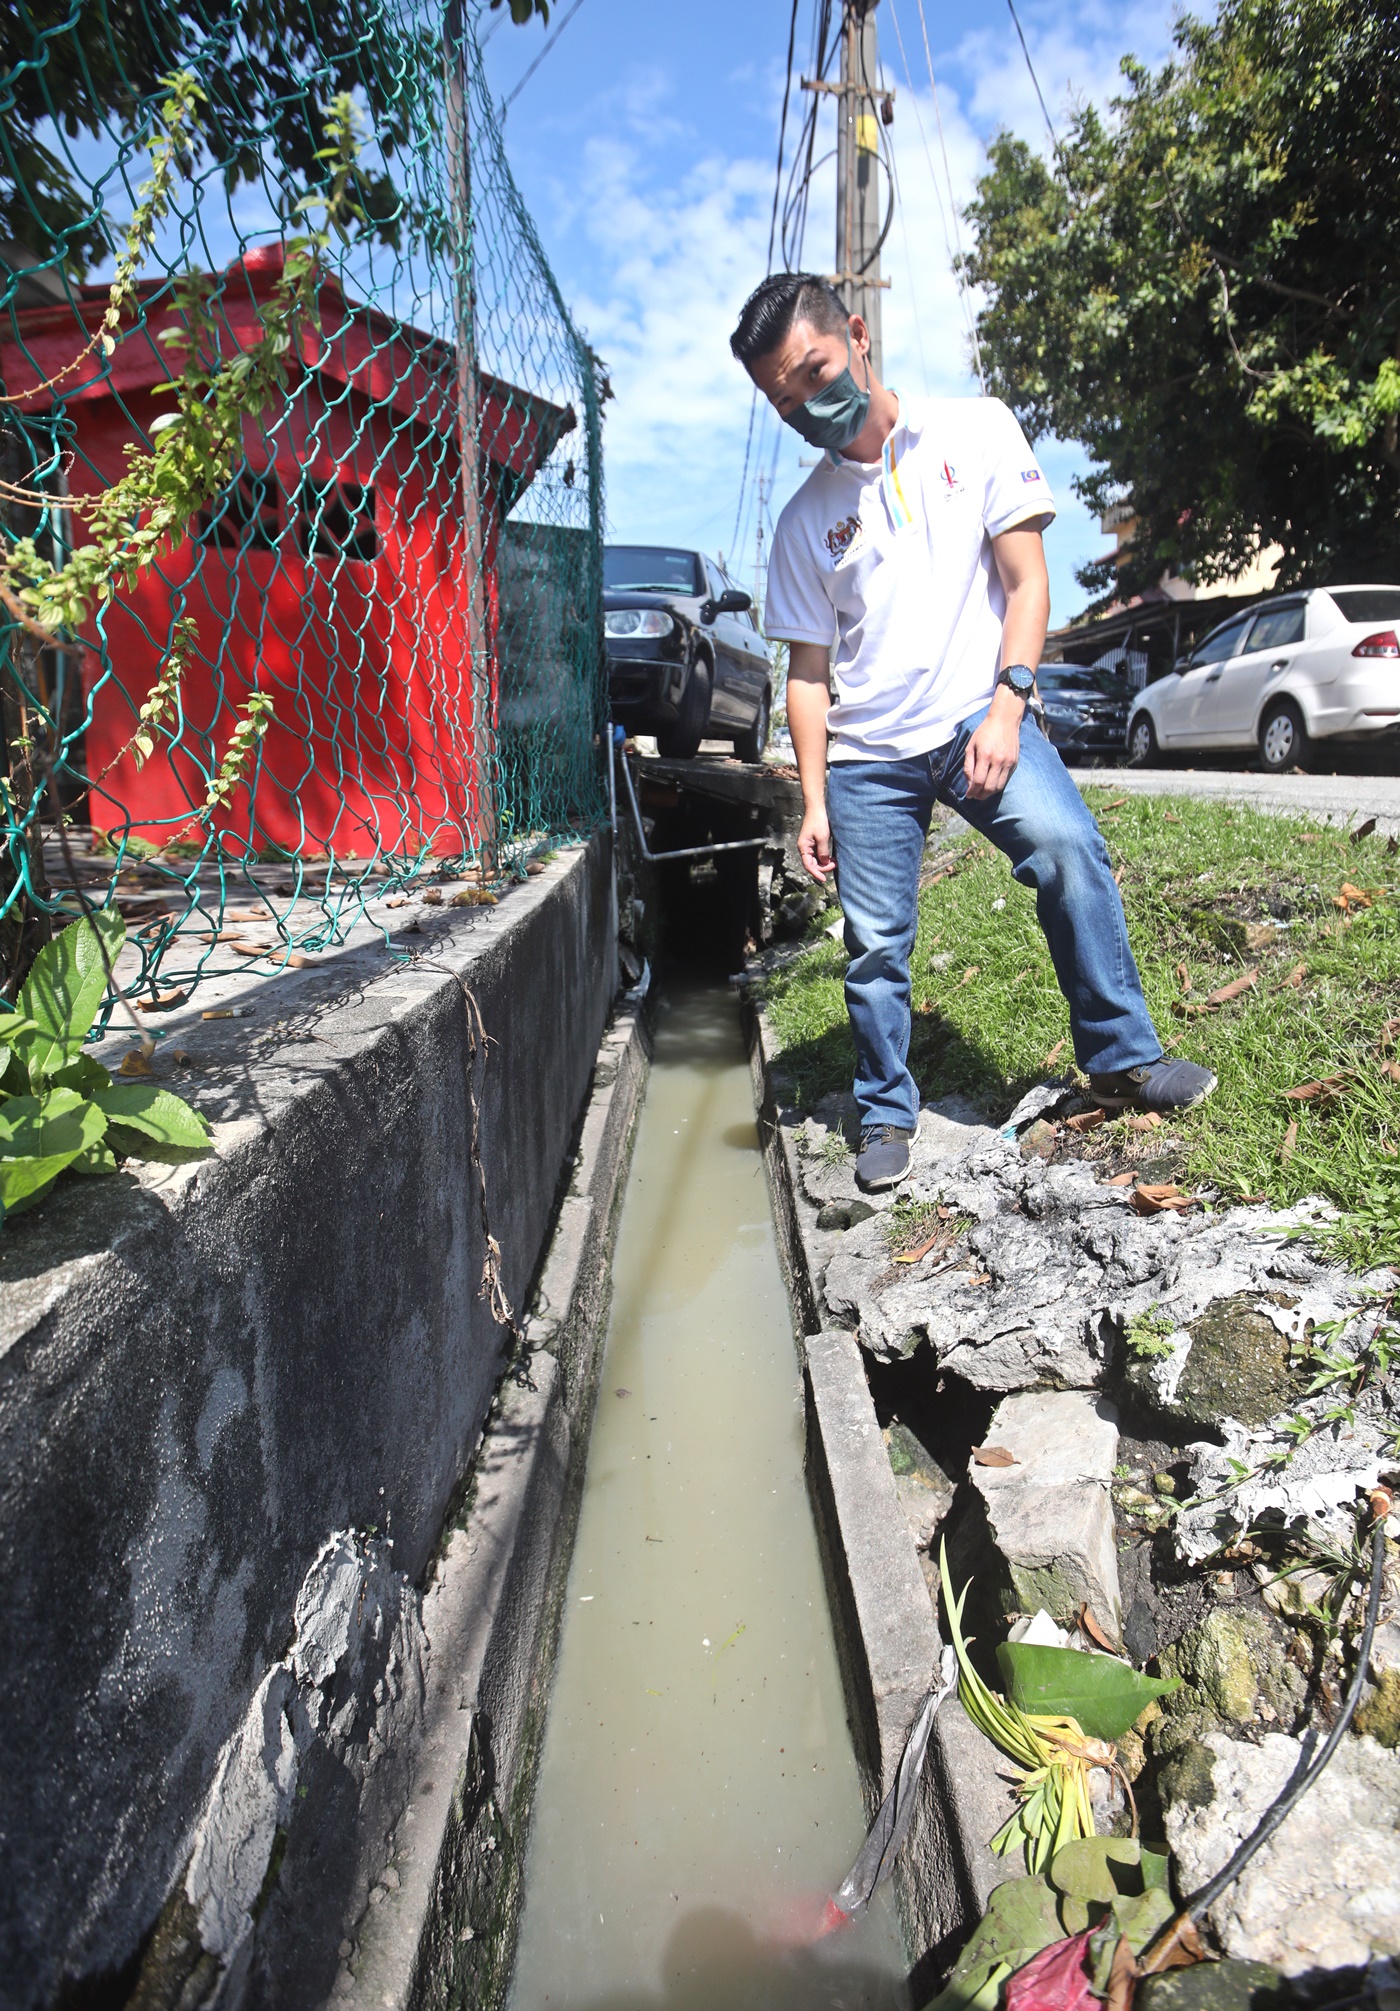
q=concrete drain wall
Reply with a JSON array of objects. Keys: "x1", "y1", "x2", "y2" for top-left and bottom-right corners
[{"x1": 0, "y1": 839, "x2": 640, "y2": 2011}]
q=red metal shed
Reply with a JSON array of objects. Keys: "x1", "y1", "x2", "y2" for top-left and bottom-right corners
[{"x1": 0, "y1": 245, "x2": 574, "y2": 857}]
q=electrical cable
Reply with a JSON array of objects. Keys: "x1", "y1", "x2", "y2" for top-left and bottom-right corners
[
  {"x1": 911, "y1": 0, "x2": 984, "y2": 386},
  {"x1": 1141, "y1": 1491, "x2": 1394, "y2": 1971},
  {"x1": 887, "y1": 0, "x2": 984, "y2": 389},
  {"x1": 500, "y1": 0, "x2": 587, "y2": 115},
  {"x1": 1005, "y1": 0, "x2": 1063, "y2": 163},
  {"x1": 767, "y1": 0, "x2": 802, "y2": 271}
]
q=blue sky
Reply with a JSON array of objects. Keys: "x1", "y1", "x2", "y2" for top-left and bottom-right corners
[{"x1": 477, "y1": 0, "x2": 1197, "y2": 623}]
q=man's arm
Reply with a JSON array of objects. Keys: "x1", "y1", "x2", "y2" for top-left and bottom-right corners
[
  {"x1": 787, "y1": 641, "x2": 836, "y2": 882},
  {"x1": 963, "y1": 525, "x2": 1052, "y2": 800}
]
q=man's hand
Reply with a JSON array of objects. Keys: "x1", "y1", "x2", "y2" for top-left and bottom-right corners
[
  {"x1": 963, "y1": 689, "x2": 1024, "y2": 799},
  {"x1": 799, "y1": 802, "x2": 836, "y2": 883}
]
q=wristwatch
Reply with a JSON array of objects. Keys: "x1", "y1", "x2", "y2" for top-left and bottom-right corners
[{"x1": 998, "y1": 662, "x2": 1036, "y2": 702}]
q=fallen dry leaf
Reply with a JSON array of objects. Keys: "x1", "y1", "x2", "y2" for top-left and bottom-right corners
[
  {"x1": 384, "y1": 895, "x2": 410, "y2": 908},
  {"x1": 971, "y1": 1445, "x2": 1018, "y2": 1467},
  {"x1": 1107, "y1": 1170, "x2": 1137, "y2": 1187},
  {"x1": 1130, "y1": 1182, "x2": 1199, "y2": 1216},
  {"x1": 960, "y1": 965, "x2": 981, "y2": 984},
  {"x1": 1352, "y1": 816, "x2": 1378, "y2": 844},
  {"x1": 1281, "y1": 962, "x2": 1307, "y2": 989},
  {"x1": 1205, "y1": 967, "x2": 1259, "y2": 1006},
  {"x1": 223, "y1": 907, "x2": 271, "y2": 923},
  {"x1": 1065, "y1": 1107, "x2": 1108, "y2": 1133},
  {"x1": 118, "y1": 1050, "x2": 152, "y2": 1076},
  {"x1": 1382, "y1": 1060, "x2": 1400, "y2": 1085},
  {"x1": 1127, "y1": 1111, "x2": 1163, "y2": 1132},
  {"x1": 1101, "y1": 797, "x2": 1128, "y2": 813},
  {"x1": 1298, "y1": 832, "x2": 1319, "y2": 844},
  {"x1": 1162, "y1": 810, "x2": 1181, "y2": 823},
  {"x1": 228, "y1": 938, "x2": 274, "y2": 957},
  {"x1": 144, "y1": 987, "x2": 188, "y2": 1011},
  {"x1": 1044, "y1": 1037, "x2": 1066, "y2": 1068},
  {"x1": 1079, "y1": 1603, "x2": 1116, "y2": 1652},
  {"x1": 1381, "y1": 1017, "x2": 1400, "y2": 1050},
  {"x1": 451, "y1": 888, "x2": 498, "y2": 907},
  {"x1": 969, "y1": 1270, "x2": 993, "y2": 1285},
  {"x1": 1113, "y1": 865, "x2": 1125, "y2": 886},
  {"x1": 1175, "y1": 961, "x2": 1192, "y2": 994},
  {"x1": 937, "y1": 1204, "x2": 955, "y2": 1220},
  {"x1": 1280, "y1": 1119, "x2": 1298, "y2": 1164},
  {"x1": 894, "y1": 1232, "x2": 945, "y2": 1266},
  {"x1": 421, "y1": 888, "x2": 443, "y2": 905},
  {"x1": 1334, "y1": 881, "x2": 1379, "y2": 912},
  {"x1": 1284, "y1": 1074, "x2": 1349, "y2": 1103}
]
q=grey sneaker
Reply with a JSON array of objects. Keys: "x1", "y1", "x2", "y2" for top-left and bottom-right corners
[
  {"x1": 1090, "y1": 1057, "x2": 1217, "y2": 1113},
  {"x1": 855, "y1": 1121, "x2": 919, "y2": 1192}
]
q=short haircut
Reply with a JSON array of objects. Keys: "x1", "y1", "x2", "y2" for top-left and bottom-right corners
[{"x1": 729, "y1": 272, "x2": 851, "y2": 365}]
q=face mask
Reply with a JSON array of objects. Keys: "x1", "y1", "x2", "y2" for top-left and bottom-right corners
[{"x1": 781, "y1": 330, "x2": 871, "y2": 451}]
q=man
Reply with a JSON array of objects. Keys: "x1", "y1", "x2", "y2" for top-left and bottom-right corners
[{"x1": 730, "y1": 272, "x2": 1214, "y2": 1193}]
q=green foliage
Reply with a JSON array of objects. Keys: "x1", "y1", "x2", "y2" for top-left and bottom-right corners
[
  {"x1": 1126, "y1": 1306, "x2": 1179, "y2": 1361},
  {"x1": 963, "y1": 0, "x2": 1400, "y2": 598},
  {"x1": 490, "y1": 0, "x2": 551, "y2": 18},
  {"x1": 0, "y1": 0, "x2": 423, "y2": 274},
  {"x1": 997, "y1": 1642, "x2": 1182, "y2": 1740},
  {"x1": 761, "y1": 792, "x2": 1400, "y2": 1232},
  {"x1": 0, "y1": 913, "x2": 210, "y2": 1223},
  {"x1": 921, "y1": 1842, "x2": 1172, "y2": 2011}
]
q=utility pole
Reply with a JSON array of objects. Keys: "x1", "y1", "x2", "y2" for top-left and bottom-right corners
[
  {"x1": 805, "y1": 2, "x2": 890, "y2": 378},
  {"x1": 752, "y1": 474, "x2": 770, "y2": 627}
]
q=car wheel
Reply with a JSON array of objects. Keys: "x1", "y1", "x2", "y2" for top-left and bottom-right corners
[
  {"x1": 656, "y1": 655, "x2": 712, "y2": 760},
  {"x1": 1127, "y1": 713, "x2": 1159, "y2": 766},
  {"x1": 1258, "y1": 700, "x2": 1311, "y2": 773},
  {"x1": 733, "y1": 687, "x2": 770, "y2": 764}
]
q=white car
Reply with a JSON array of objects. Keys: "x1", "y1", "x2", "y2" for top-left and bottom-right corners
[{"x1": 1125, "y1": 585, "x2": 1400, "y2": 772}]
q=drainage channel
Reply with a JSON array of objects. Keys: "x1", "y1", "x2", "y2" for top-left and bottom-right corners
[{"x1": 507, "y1": 980, "x2": 907, "y2": 2011}]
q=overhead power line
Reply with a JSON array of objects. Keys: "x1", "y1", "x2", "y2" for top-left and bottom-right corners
[
  {"x1": 1005, "y1": 0, "x2": 1064, "y2": 162},
  {"x1": 501, "y1": 0, "x2": 588, "y2": 116}
]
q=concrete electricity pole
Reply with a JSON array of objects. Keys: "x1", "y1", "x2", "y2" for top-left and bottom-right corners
[{"x1": 805, "y1": 1, "x2": 890, "y2": 378}]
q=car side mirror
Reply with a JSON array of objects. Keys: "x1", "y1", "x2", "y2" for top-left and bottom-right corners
[{"x1": 705, "y1": 588, "x2": 751, "y2": 620}]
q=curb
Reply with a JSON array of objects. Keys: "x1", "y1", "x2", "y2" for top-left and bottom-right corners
[
  {"x1": 744, "y1": 1000, "x2": 1014, "y2": 1996},
  {"x1": 342, "y1": 1006, "x2": 651, "y2": 2011}
]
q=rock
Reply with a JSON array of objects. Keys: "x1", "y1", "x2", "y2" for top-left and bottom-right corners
[
  {"x1": 884, "y1": 1421, "x2": 956, "y2": 1549},
  {"x1": 1173, "y1": 1294, "x2": 1305, "y2": 1430},
  {"x1": 1157, "y1": 1737, "x2": 1220, "y2": 1810},
  {"x1": 1356, "y1": 1670, "x2": 1400, "y2": 1749},
  {"x1": 1165, "y1": 1730, "x2": 1400, "y2": 1974},
  {"x1": 816, "y1": 1199, "x2": 878, "y2": 1231},
  {"x1": 1158, "y1": 1608, "x2": 1304, "y2": 1735},
  {"x1": 1175, "y1": 1412, "x2": 1397, "y2": 1565},
  {"x1": 966, "y1": 1389, "x2": 1121, "y2": 1641},
  {"x1": 1136, "y1": 1962, "x2": 1294, "y2": 2011},
  {"x1": 1002, "y1": 1078, "x2": 1075, "y2": 1132},
  {"x1": 1019, "y1": 1118, "x2": 1058, "y2": 1160}
]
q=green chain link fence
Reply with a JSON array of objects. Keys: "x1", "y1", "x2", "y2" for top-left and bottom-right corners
[{"x1": 0, "y1": 0, "x2": 607, "y2": 1022}]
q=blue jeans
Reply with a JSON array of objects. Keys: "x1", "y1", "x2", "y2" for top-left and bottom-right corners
[{"x1": 824, "y1": 708, "x2": 1161, "y2": 1131}]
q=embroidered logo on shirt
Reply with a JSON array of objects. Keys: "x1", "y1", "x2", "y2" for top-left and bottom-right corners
[
  {"x1": 823, "y1": 513, "x2": 863, "y2": 562},
  {"x1": 1021, "y1": 468, "x2": 1043, "y2": 484},
  {"x1": 939, "y1": 460, "x2": 963, "y2": 498}
]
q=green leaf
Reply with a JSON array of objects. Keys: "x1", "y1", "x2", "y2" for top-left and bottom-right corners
[
  {"x1": 17, "y1": 910, "x2": 126, "y2": 1084},
  {"x1": 95, "y1": 1083, "x2": 210, "y2": 1150},
  {"x1": 1049, "y1": 1837, "x2": 1170, "y2": 1904},
  {"x1": 70, "y1": 1141, "x2": 120, "y2": 1176},
  {"x1": 0, "y1": 1090, "x2": 109, "y2": 1213},
  {"x1": 50, "y1": 1053, "x2": 115, "y2": 1096},
  {"x1": 0, "y1": 1015, "x2": 37, "y2": 1044},
  {"x1": 923, "y1": 1875, "x2": 1069, "y2": 2011},
  {"x1": 998, "y1": 1643, "x2": 1182, "y2": 1741}
]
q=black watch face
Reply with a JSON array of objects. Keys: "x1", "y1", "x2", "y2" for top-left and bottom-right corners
[{"x1": 1005, "y1": 665, "x2": 1035, "y2": 697}]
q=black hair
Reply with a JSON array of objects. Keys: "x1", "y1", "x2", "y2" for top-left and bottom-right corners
[{"x1": 729, "y1": 271, "x2": 851, "y2": 364}]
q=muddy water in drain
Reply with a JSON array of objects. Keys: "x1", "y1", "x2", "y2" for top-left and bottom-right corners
[{"x1": 508, "y1": 985, "x2": 906, "y2": 2011}]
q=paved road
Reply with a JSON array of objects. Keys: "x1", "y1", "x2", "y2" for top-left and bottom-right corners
[{"x1": 1066, "y1": 766, "x2": 1400, "y2": 837}]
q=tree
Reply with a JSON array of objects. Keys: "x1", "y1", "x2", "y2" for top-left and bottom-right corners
[
  {"x1": 963, "y1": 0, "x2": 1400, "y2": 603},
  {"x1": 0, "y1": 0, "x2": 548, "y2": 275}
]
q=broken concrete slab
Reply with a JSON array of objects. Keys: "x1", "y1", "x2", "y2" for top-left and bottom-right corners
[
  {"x1": 1165, "y1": 1730, "x2": 1400, "y2": 1974},
  {"x1": 966, "y1": 1390, "x2": 1122, "y2": 1642},
  {"x1": 885, "y1": 1421, "x2": 956, "y2": 1553}
]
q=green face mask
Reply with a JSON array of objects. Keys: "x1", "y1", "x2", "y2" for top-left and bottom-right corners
[{"x1": 781, "y1": 330, "x2": 872, "y2": 452}]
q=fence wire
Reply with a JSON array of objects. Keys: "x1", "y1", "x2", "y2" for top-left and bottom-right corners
[{"x1": 0, "y1": 0, "x2": 606, "y2": 1018}]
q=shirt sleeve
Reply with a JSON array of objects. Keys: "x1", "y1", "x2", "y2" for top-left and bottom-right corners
[
  {"x1": 763, "y1": 504, "x2": 838, "y2": 646},
  {"x1": 980, "y1": 397, "x2": 1056, "y2": 537}
]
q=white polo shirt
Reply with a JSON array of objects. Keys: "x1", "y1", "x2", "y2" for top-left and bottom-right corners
[{"x1": 764, "y1": 395, "x2": 1055, "y2": 761}]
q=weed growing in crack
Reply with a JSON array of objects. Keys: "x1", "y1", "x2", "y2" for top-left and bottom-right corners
[{"x1": 1125, "y1": 1306, "x2": 1178, "y2": 1360}]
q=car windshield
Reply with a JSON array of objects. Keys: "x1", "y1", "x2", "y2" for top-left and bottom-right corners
[
  {"x1": 1330, "y1": 588, "x2": 1400, "y2": 625},
  {"x1": 1038, "y1": 665, "x2": 1127, "y2": 698},
  {"x1": 604, "y1": 545, "x2": 699, "y2": 593}
]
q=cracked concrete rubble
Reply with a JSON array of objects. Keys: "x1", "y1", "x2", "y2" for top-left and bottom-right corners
[
  {"x1": 801, "y1": 1094, "x2": 1366, "y2": 1403},
  {"x1": 1164, "y1": 1730, "x2": 1400, "y2": 1974}
]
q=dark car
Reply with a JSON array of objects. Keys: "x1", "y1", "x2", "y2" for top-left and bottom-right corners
[
  {"x1": 1035, "y1": 662, "x2": 1133, "y2": 761},
  {"x1": 604, "y1": 544, "x2": 773, "y2": 761}
]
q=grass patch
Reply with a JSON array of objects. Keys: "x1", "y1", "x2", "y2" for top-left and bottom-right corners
[{"x1": 760, "y1": 789, "x2": 1400, "y2": 1252}]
